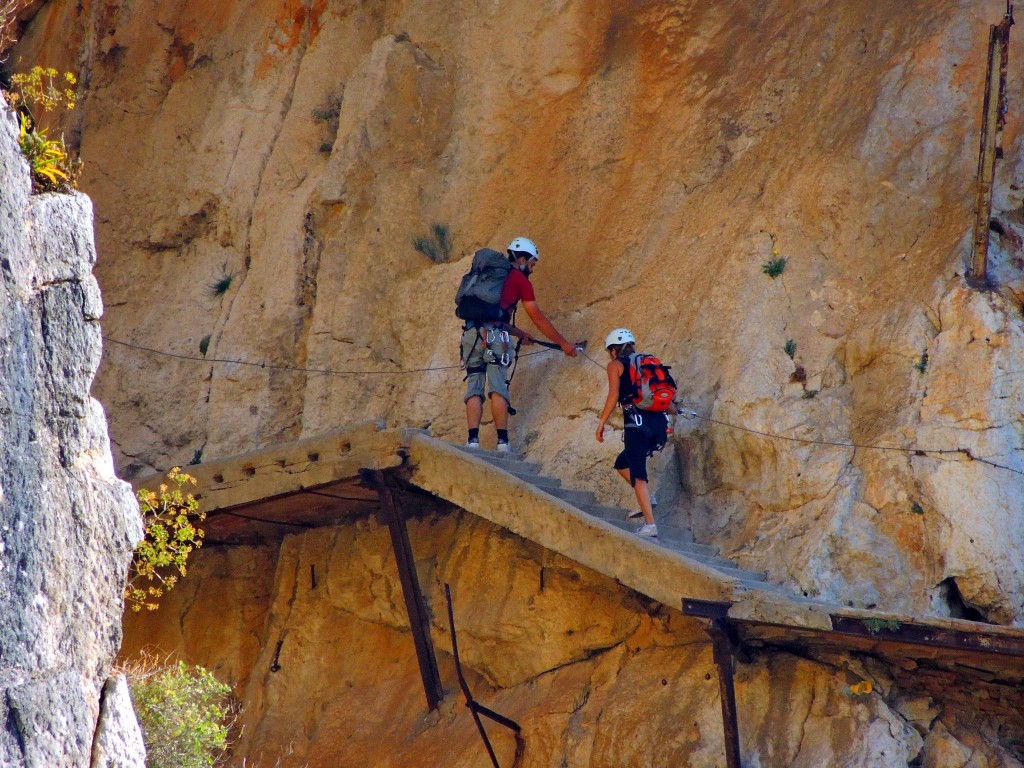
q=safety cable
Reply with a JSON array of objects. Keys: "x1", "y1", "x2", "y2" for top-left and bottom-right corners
[
  {"x1": 102, "y1": 334, "x2": 559, "y2": 375},
  {"x1": 5, "y1": 335, "x2": 1019, "y2": 479},
  {"x1": 577, "y1": 344, "x2": 1024, "y2": 476}
]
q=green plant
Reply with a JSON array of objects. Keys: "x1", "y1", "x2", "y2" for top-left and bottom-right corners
[
  {"x1": 18, "y1": 118, "x2": 68, "y2": 187},
  {"x1": 762, "y1": 256, "x2": 786, "y2": 279},
  {"x1": 802, "y1": 389, "x2": 819, "y2": 399},
  {"x1": 8, "y1": 65, "x2": 76, "y2": 113},
  {"x1": 310, "y1": 93, "x2": 343, "y2": 124},
  {"x1": 188, "y1": 448, "x2": 203, "y2": 466},
  {"x1": 862, "y1": 617, "x2": 902, "y2": 634},
  {"x1": 198, "y1": 335, "x2": 211, "y2": 356},
  {"x1": 914, "y1": 351, "x2": 929, "y2": 374},
  {"x1": 784, "y1": 339, "x2": 796, "y2": 359},
  {"x1": 126, "y1": 468, "x2": 205, "y2": 612},
  {"x1": 5, "y1": 65, "x2": 81, "y2": 193},
  {"x1": 209, "y1": 273, "x2": 233, "y2": 297},
  {"x1": 431, "y1": 222, "x2": 451, "y2": 258},
  {"x1": 412, "y1": 222, "x2": 453, "y2": 263},
  {"x1": 123, "y1": 657, "x2": 233, "y2": 768},
  {"x1": 911, "y1": 501, "x2": 924, "y2": 515}
]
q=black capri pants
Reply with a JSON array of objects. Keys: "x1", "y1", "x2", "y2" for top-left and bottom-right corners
[{"x1": 613, "y1": 410, "x2": 668, "y2": 486}]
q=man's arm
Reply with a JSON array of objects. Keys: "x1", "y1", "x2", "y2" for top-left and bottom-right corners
[{"x1": 520, "y1": 300, "x2": 577, "y2": 356}]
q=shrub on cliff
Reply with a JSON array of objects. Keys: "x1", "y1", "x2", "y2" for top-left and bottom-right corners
[
  {"x1": 124, "y1": 657, "x2": 233, "y2": 768},
  {"x1": 3, "y1": 64, "x2": 82, "y2": 192},
  {"x1": 127, "y1": 467, "x2": 206, "y2": 612}
]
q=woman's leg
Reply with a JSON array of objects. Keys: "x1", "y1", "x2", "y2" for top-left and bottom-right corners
[
  {"x1": 615, "y1": 434, "x2": 654, "y2": 525},
  {"x1": 632, "y1": 479, "x2": 654, "y2": 525}
]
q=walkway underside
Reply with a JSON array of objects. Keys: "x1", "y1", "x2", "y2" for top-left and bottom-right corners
[{"x1": 133, "y1": 422, "x2": 1024, "y2": 681}]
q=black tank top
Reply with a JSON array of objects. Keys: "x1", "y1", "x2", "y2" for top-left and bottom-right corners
[{"x1": 617, "y1": 355, "x2": 636, "y2": 407}]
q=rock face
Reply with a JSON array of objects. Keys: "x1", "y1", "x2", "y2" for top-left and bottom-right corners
[
  {"x1": 122, "y1": 507, "x2": 1024, "y2": 768},
  {"x1": 0, "y1": 95, "x2": 144, "y2": 766},
  {"x1": 91, "y1": 675, "x2": 146, "y2": 768},
  {"x1": 13, "y1": 0, "x2": 1024, "y2": 625}
]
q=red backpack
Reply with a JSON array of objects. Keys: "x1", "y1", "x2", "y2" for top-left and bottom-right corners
[{"x1": 624, "y1": 353, "x2": 677, "y2": 412}]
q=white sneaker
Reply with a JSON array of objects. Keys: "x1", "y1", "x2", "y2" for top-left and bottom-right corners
[
  {"x1": 496, "y1": 441, "x2": 512, "y2": 453},
  {"x1": 466, "y1": 439, "x2": 480, "y2": 449},
  {"x1": 636, "y1": 523, "x2": 658, "y2": 537},
  {"x1": 651, "y1": 493, "x2": 658, "y2": 508}
]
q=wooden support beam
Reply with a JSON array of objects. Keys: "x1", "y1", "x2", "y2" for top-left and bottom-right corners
[
  {"x1": 971, "y1": 6, "x2": 1014, "y2": 284},
  {"x1": 707, "y1": 619, "x2": 743, "y2": 768},
  {"x1": 369, "y1": 470, "x2": 444, "y2": 711}
]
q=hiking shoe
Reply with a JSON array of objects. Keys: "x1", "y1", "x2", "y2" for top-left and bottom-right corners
[
  {"x1": 636, "y1": 523, "x2": 658, "y2": 538},
  {"x1": 626, "y1": 509, "x2": 644, "y2": 520},
  {"x1": 465, "y1": 439, "x2": 480, "y2": 449},
  {"x1": 651, "y1": 493, "x2": 658, "y2": 508},
  {"x1": 496, "y1": 440, "x2": 512, "y2": 453}
]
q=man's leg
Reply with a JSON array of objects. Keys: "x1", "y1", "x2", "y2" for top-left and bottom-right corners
[
  {"x1": 462, "y1": 328, "x2": 487, "y2": 445},
  {"x1": 483, "y1": 334, "x2": 512, "y2": 448},
  {"x1": 466, "y1": 396, "x2": 484, "y2": 429},
  {"x1": 490, "y1": 393, "x2": 508, "y2": 430}
]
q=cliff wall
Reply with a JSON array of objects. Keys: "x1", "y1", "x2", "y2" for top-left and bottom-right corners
[
  {"x1": 7, "y1": 2, "x2": 1024, "y2": 761},
  {"x1": 123, "y1": 504, "x2": 1024, "y2": 767},
  {"x1": 0, "y1": 94, "x2": 144, "y2": 766}
]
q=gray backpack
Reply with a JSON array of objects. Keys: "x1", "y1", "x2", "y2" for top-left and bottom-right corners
[{"x1": 454, "y1": 248, "x2": 512, "y2": 322}]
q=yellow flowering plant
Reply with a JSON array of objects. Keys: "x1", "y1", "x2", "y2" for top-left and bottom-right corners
[
  {"x1": 9, "y1": 66, "x2": 77, "y2": 114},
  {"x1": 5, "y1": 65, "x2": 81, "y2": 192},
  {"x1": 126, "y1": 468, "x2": 206, "y2": 612}
]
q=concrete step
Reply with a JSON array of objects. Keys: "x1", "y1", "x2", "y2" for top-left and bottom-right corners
[
  {"x1": 473, "y1": 455, "x2": 542, "y2": 475},
  {"x1": 580, "y1": 505, "x2": 714, "y2": 549},
  {"x1": 712, "y1": 565, "x2": 768, "y2": 583},
  {"x1": 453, "y1": 440, "x2": 769, "y2": 585},
  {"x1": 507, "y1": 471, "x2": 562, "y2": 490},
  {"x1": 454, "y1": 444, "x2": 525, "y2": 462},
  {"x1": 655, "y1": 543, "x2": 739, "y2": 571},
  {"x1": 592, "y1": 516, "x2": 720, "y2": 557},
  {"x1": 744, "y1": 580, "x2": 790, "y2": 594},
  {"x1": 543, "y1": 486, "x2": 597, "y2": 507}
]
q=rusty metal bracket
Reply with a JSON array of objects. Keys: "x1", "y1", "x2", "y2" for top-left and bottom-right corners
[
  {"x1": 681, "y1": 600, "x2": 743, "y2": 768},
  {"x1": 707, "y1": 619, "x2": 743, "y2": 768},
  {"x1": 444, "y1": 583, "x2": 523, "y2": 768},
  {"x1": 366, "y1": 469, "x2": 444, "y2": 711},
  {"x1": 970, "y1": 3, "x2": 1014, "y2": 285}
]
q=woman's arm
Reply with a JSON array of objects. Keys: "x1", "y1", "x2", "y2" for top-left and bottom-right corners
[{"x1": 595, "y1": 360, "x2": 623, "y2": 443}]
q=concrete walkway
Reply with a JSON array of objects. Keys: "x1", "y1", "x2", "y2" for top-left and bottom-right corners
[{"x1": 133, "y1": 423, "x2": 1024, "y2": 675}]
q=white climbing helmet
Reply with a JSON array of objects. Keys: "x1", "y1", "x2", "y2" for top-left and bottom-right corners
[
  {"x1": 507, "y1": 237, "x2": 539, "y2": 261},
  {"x1": 605, "y1": 328, "x2": 635, "y2": 349}
]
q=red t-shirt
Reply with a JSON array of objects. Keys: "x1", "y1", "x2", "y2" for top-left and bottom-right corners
[{"x1": 499, "y1": 269, "x2": 535, "y2": 318}]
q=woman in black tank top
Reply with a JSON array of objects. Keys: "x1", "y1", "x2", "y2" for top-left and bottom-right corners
[{"x1": 595, "y1": 329, "x2": 665, "y2": 538}]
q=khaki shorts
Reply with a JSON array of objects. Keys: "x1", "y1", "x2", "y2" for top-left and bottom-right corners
[{"x1": 461, "y1": 326, "x2": 513, "y2": 404}]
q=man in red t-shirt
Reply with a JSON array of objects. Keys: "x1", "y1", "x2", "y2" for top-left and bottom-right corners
[{"x1": 461, "y1": 237, "x2": 577, "y2": 452}]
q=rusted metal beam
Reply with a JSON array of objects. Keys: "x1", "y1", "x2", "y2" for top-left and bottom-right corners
[
  {"x1": 971, "y1": 5, "x2": 1014, "y2": 284},
  {"x1": 826, "y1": 615, "x2": 1024, "y2": 657},
  {"x1": 707, "y1": 619, "x2": 743, "y2": 768},
  {"x1": 444, "y1": 584, "x2": 522, "y2": 768},
  {"x1": 368, "y1": 470, "x2": 444, "y2": 711},
  {"x1": 681, "y1": 597, "x2": 1024, "y2": 660}
]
